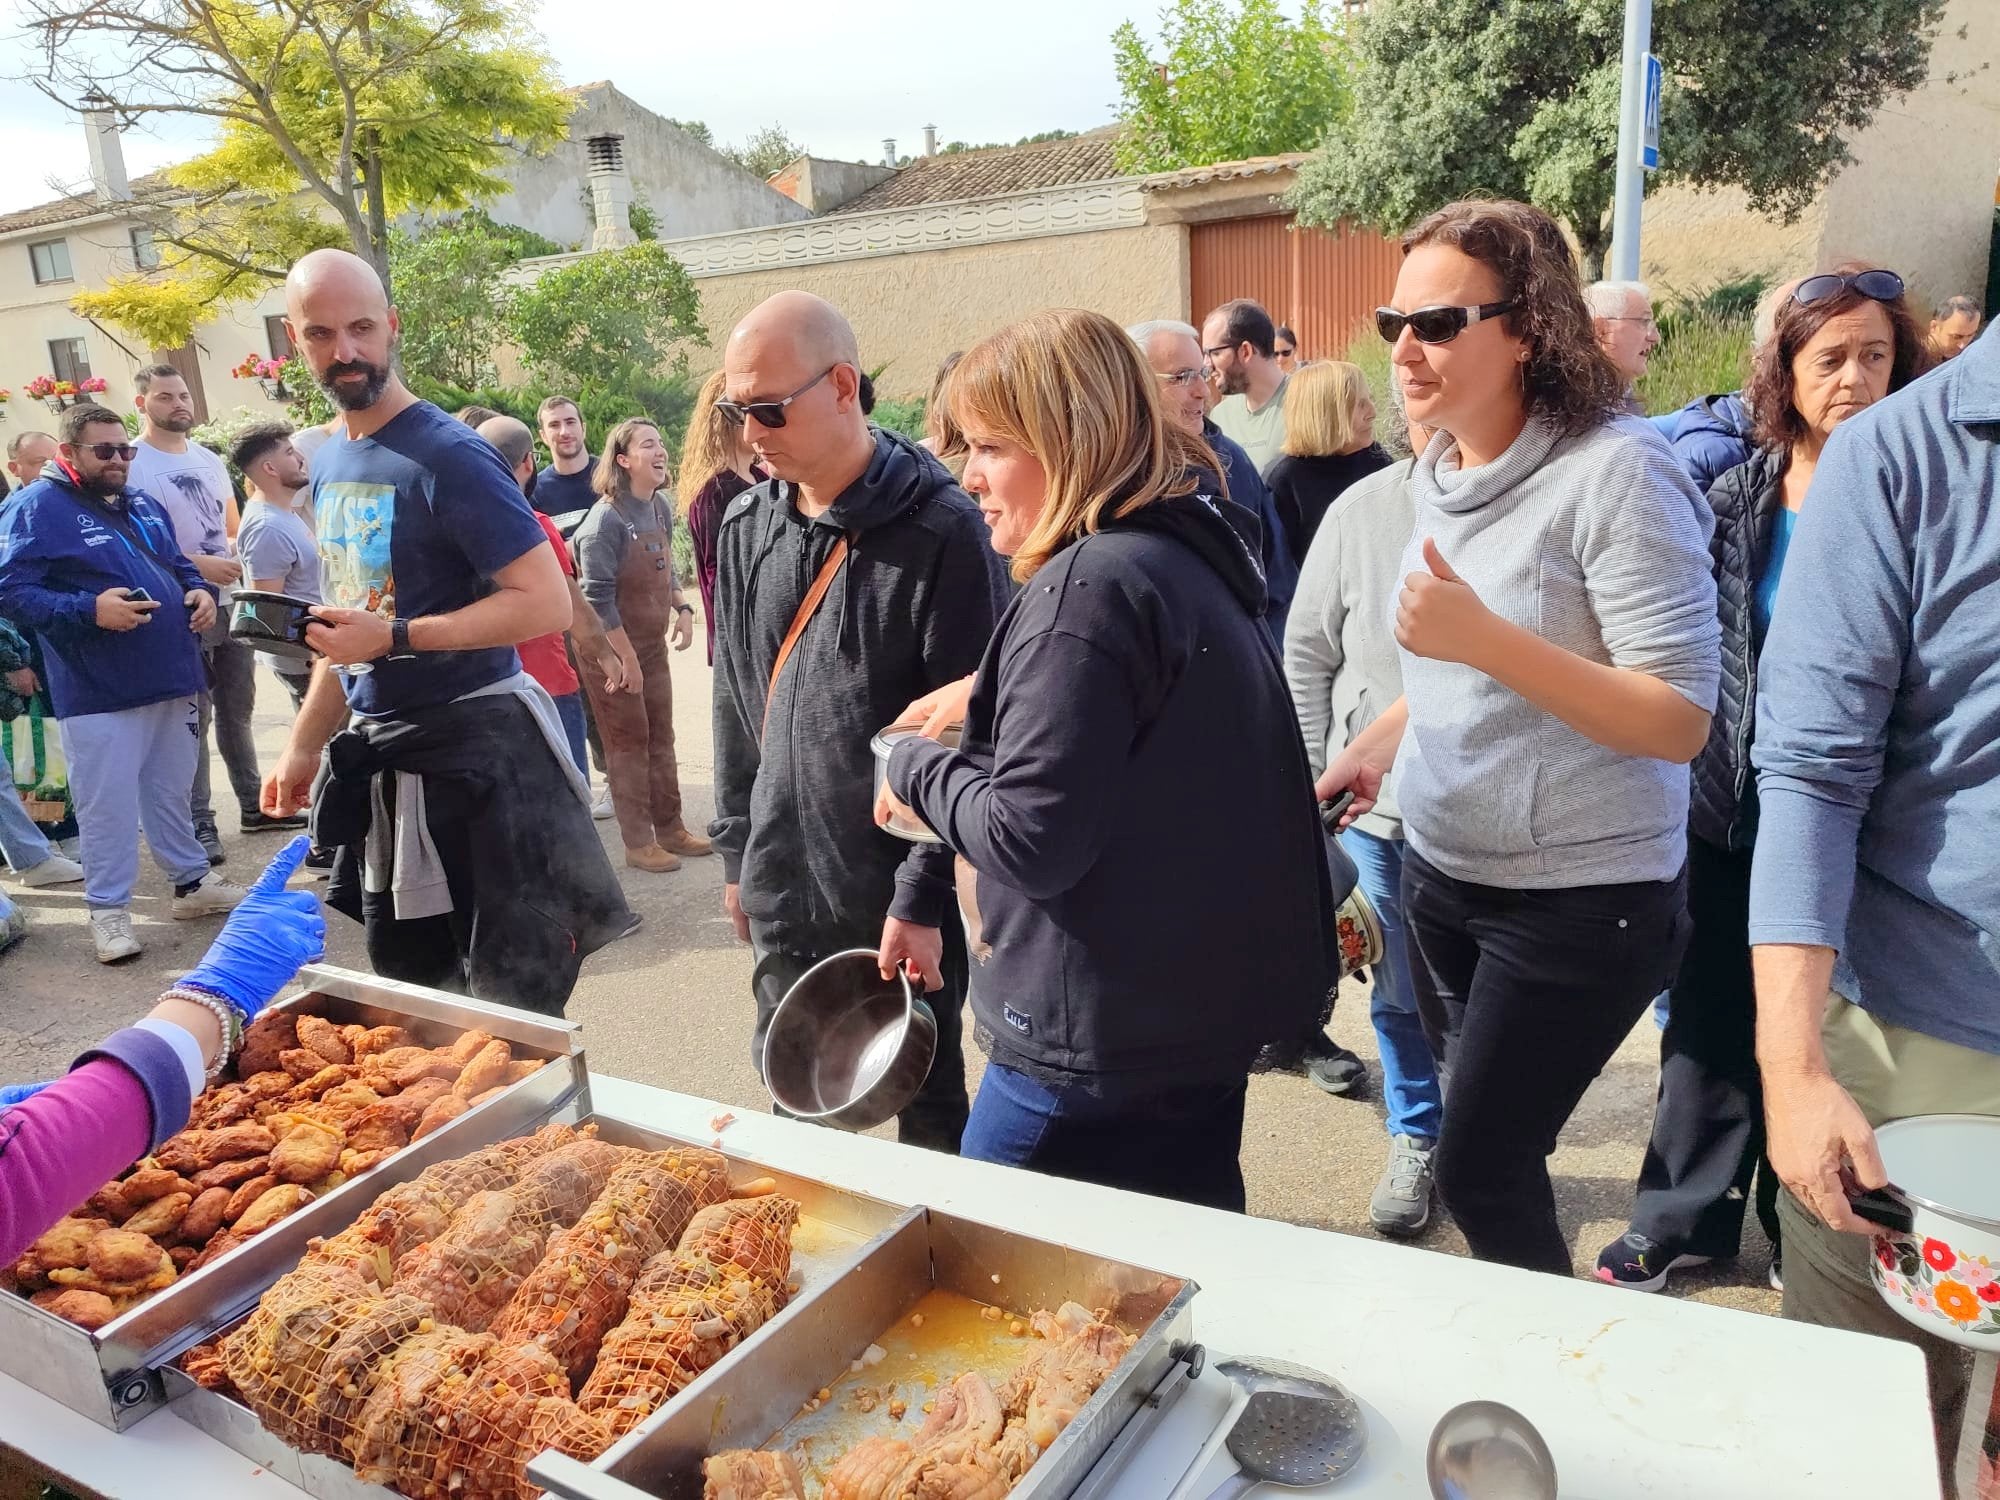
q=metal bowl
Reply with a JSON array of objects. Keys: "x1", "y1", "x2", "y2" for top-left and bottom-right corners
[
  {"x1": 761, "y1": 949, "x2": 938, "y2": 1132},
  {"x1": 870, "y1": 724, "x2": 962, "y2": 843}
]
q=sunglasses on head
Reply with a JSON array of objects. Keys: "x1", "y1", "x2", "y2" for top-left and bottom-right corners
[
  {"x1": 1375, "y1": 300, "x2": 1517, "y2": 346},
  {"x1": 80, "y1": 442, "x2": 138, "y2": 461},
  {"x1": 1793, "y1": 269, "x2": 1905, "y2": 308},
  {"x1": 716, "y1": 366, "x2": 837, "y2": 429}
]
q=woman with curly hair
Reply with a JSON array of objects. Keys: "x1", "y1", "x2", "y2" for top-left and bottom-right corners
[
  {"x1": 1319, "y1": 198, "x2": 1721, "y2": 1274},
  {"x1": 679, "y1": 372, "x2": 759, "y2": 664},
  {"x1": 1598, "y1": 265, "x2": 1927, "y2": 1295}
]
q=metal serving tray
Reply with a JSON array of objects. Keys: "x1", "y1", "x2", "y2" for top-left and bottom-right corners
[
  {"x1": 530, "y1": 1207, "x2": 1200, "y2": 1500},
  {"x1": 0, "y1": 964, "x2": 586, "y2": 1430},
  {"x1": 163, "y1": 1106, "x2": 913, "y2": 1500}
]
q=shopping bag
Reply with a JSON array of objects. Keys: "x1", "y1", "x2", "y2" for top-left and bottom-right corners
[{"x1": 2, "y1": 698, "x2": 70, "y2": 823}]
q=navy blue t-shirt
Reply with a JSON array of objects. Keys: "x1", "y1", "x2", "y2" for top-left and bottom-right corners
[
  {"x1": 532, "y1": 460, "x2": 598, "y2": 540},
  {"x1": 311, "y1": 401, "x2": 549, "y2": 718}
]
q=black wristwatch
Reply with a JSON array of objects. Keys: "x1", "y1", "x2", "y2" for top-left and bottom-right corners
[
  {"x1": 675, "y1": 603, "x2": 693, "y2": 615},
  {"x1": 388, "y1": 617, "x2": 416, "y2": 659}
]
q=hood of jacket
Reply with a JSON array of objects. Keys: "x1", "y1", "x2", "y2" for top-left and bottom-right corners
[
  {"x1": 1677, "y1": 392, "x2": 1753, "y2": 444},
  {"x1": 1099, "y1": 474, "x2": 1269, "y2": 618},
  {"x1": 781, "y1": 427, "x2": 960, "y2": 537}
]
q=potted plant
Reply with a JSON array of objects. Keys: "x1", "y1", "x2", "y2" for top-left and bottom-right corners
[
  {"x1": 25, "y1": 375, "x2": 70, "y2": 412},
  {"x1": 231, "y1": 352, "x2": 290, "y2": 401}
]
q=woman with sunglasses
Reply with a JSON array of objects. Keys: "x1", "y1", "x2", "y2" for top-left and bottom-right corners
[
  {"x1": 1274, "y1": 324, "x2": 1300, "y2": 372},
  {"x1": 572, "y1": 419, "x2": 710, "y2": 873},
  {"x1": 1598, "y1": 264, "x2": 1927, "y2": 1295},
  {"x1": 1319, "y1": 199, "x2": 1720, "y2": 1276}
]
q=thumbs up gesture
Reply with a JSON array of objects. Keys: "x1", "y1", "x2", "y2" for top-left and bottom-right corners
[{"x1": 1396, "y1": 538, "x2": 1492, "y2": 665}]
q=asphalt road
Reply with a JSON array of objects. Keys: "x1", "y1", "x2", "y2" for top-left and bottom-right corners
[{"x1": 0, "y1": 647, "x2": 1780, "y2": 1320}]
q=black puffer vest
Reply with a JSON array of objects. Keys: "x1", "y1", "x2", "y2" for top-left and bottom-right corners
[{"x1": 1688, "y1": 447, "x2": 1786, "y2": 853}]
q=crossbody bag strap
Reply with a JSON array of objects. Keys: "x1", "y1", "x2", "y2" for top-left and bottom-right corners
[{"x1": 760, "y1": 533, "x2": 852, "y2": 744}]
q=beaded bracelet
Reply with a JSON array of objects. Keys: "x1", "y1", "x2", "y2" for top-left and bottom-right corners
[{"x1": 159, "y1": 985, "x2": 244, "y2": 1087}]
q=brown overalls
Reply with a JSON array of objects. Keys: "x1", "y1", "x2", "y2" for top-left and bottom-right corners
[{"x1": 583, "y1": 496, "x2": 686, "y2": 849}]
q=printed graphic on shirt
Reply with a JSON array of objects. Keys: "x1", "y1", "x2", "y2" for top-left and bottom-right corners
[{"x1": 317, "y1": 481, "x2": 397, "y2": 618}]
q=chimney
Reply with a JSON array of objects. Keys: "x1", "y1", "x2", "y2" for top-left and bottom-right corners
[
  {"x1": 922, "y1": 124, "x2": 938, "y2": 157},
  {"x1": 82, "y1": 94, "x2": 130, "y2": 203},
  {"x1": 585, "y1": 133, "x2": 637, "y2": 251},
  {"x1": 882, "y1": 138, "x2": 898, "y2": 168}
]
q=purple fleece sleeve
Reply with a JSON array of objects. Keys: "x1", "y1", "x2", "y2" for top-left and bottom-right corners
[{"x1": 0, "y1": 1061, "x2": 155, "y2": 1266}]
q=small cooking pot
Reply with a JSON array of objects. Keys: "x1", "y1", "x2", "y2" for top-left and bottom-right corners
[
  {"x1": 869, "y1": 723, "x2": 962, "y2": 843},
  {"x1": 229, "y1": 590, "x2": 321, "y2": 663},
  {"x1": 1320, "y1": 794, "x2": 1384, "y2": 984},
  {"x1": 1850, "y1": 1113, "x2": 2000, "y2": 1349},
  {"x1": 761, "y1": 949, "x2": 938, "y2": 1132}
]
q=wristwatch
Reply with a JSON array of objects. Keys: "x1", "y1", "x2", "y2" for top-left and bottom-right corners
[
  {"x1": 388, "y1": 617, "x2": 416, "y2": 659},
  {"x1": 675, "y1": 603, "x2": 694, "y2": 615}
]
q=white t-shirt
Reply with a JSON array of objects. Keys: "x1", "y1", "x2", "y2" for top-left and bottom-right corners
[{"x1": 127, "y1": 437, "x2": 235, "y2": 641}]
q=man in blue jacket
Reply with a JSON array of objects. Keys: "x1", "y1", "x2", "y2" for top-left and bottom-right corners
[{"x1": 0, "y1": 405, "x2": 246, "y2": 962}]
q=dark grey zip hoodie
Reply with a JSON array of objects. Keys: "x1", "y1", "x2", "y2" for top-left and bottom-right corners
[{"x1": 709, "y1": 428, "x2": 1010, "y2": 945}]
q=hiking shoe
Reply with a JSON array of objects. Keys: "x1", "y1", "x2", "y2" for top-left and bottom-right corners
[
  {"x1": 90, "y1": 909, "x2": 141, "y2": 963},
  {"x1": 172, "y1": 874, "x2": 248, "y2": 919},
  {"x1": 240, "y1": 809, "x2": 309, "y2": 834},
  {"x1": 624, "y1": 843, "x2": 681, "y2": 874},
  {"x1": 19, "y1": 854, "x2": 85, "y2": 888},
  {"x1": 195, "y1": 821, "x2": 226, "y2": 866},
  {"x1": 1369, "y1": 1134, "x2": 1435, "y2": 1237},
  {"x1": 660, "y1": 826, "x2": 713, "y2": 857},
  {"x1": 1595, "y1": 1230, "x2": 1712, "y2": 1292},
  {"x1": 591, "y1": 785, "x2": 615, "y2": 820},
  {"x1": 1302, "y1": 1033, "x2": 1368, "y2": 1097}
]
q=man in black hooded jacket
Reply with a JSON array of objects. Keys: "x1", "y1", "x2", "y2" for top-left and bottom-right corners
[{"x1": 710, "y1": 292, "x2": 1010, "y2": 1150}]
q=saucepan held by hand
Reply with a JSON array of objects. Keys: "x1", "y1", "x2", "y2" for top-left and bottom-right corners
[
  {"x1": 229, "y1": 590, "x2": 322, "y2": 663},
  {"x1": 1849, "y1": 1113, "x2": 2000, "y2": 1350}
]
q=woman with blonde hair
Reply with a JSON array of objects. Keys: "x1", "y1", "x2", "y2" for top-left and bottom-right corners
[
  {"x1": 680, "y1": 371, "x2": 759, "y2": 663},
  {"x1": 880, "y1": 308, "x2": 1338, "y2": 1210},
  {"x1": 572, "y1": 418, "x2": 709, "y2": 872},
  {"x1": 1263, "y1": 359, "x2": 1391, "y2": 566}
]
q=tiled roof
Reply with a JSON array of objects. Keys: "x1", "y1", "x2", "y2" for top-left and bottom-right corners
[
  {"x1": 834, "y1": 127, "x2": 1128, "y2": 213},
  {"x1": 1141, "y1": 153, "x2": 1310, "y2": 191},
  {"x1": 0, "y1": 170, "x2": 177, "y2": 237}
]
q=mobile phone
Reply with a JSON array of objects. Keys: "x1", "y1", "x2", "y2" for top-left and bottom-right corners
[{"x1": 123, "y1": 588, "x2": 155, "y2": 604}]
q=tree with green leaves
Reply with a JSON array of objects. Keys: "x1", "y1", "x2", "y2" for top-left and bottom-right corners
[
  {"x1": 24, "y1": 0, "x2": 572, "y2": 344},
  {"x1": 1111, "y1": 0, "x2": 1352, "y2": 174},
  {"x1": 503, "y1": 241, "x2": 708, "y2": 394},
  {"x1": 940, "y1": 129, "x2": 1082, "y2": 154},
  {"x1": 389, "y1": 211, "x2": 560, "y2": 390},
  {"x1": 1291, "y1": 0, "x2": 1951, "y2": 279},
  {"x1": 720, "y1": 124, "x2": 809, "y2": 181}
]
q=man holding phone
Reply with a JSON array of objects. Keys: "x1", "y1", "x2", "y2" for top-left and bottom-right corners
[{"x1": 0, "y1": 405, "x2": 246, "y2": 963}]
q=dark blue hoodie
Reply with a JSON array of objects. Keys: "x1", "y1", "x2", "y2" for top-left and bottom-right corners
[
  {"x1": 0, "y1": 466, "x2": 211, "y2": 718},
  {"x1": 1654, "y1": 392, "x2": 1754, "y2": 496},
  {"x1": 889, "y1": 479, "x2": 1338, "y2": 1087}
]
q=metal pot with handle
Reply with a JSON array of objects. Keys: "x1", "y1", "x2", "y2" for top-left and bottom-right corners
[
  {"x1": 1319, "y1": 792, "x2": 1383, "y2": 984},
  {"x1": 1848, "y1": 1113, "x2": 2000, "y2": 1350}
]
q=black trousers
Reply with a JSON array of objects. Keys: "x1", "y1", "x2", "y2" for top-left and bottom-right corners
[
  {"x1": 748, "y1": 916, "x2": 969, "y2": 1154},
  {"x1": 1403, "y1": 849, "x2": 1689, "y2": 1275},
  {"x1": 1632, "y1": 837, "x2": 1783, "y2": 1256}
]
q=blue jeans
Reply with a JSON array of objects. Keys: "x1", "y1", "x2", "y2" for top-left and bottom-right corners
[
  {"x1": 0, "y1": 780, "x2": 56, "y2": 875},
  {"x1": 551, "y1": 692, "x2": 590, "y2": 778},
  {"x1": 1343, "y1": 827, "x2": 1441, "y2": 1143},
  {"x1": 962, "y1": 1062, "x2": 1249, "y2": 1212}
]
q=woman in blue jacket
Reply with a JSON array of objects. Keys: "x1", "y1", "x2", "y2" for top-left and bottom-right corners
[{"x1": 881, "y1": 309, "x2": 1338, "y2": 1212}]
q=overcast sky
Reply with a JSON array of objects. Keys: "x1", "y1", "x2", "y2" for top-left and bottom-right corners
[{"x1": 0, "y1": 0, "x2": 1195, "y2": 215}]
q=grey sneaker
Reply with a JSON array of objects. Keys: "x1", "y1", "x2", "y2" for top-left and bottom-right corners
[
  {"x1": 591, "y1": 784, "x2": 615, "y2": 821},
  {"x1": 1369, "y1": 1134, "x2": 1435, "y2": 1237},
  {"x1": 90, "y1": 908, "x2": 142, "y2": 963},
  {"x1": 172, "y1": 874, "x2": 248, "y2": 919},
  {"x1": 19, "y1": 853, "x2": 85, "y2": 888}
]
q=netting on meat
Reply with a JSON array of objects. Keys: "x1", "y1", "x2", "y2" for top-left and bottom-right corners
[{"x1": 672, "y1": 1196, "x2": 801, "y2": 1293}]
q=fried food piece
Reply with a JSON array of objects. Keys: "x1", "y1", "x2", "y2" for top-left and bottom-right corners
[
  {"x1": 167, "y1": 1245, "x2": 199, "y2": 1271},
  {"x1": 451, "y1": 1038, "x2": 513, "y2": 1100},
  {"x1": 186, "y1": 1080, "x2": 261, "y2": 1129},
  {"x1": 119, "y1": 1191, "x2": 192, "y2": 1240},
  {"x1": 447, "y1": 1029, "x2": 498, "y2": 1065},
  {"x1": 283, "y1": 1063, "x2": 357, "y2": 1103},
  {"x1": 224, "y1": 1174, "x2": 281, "y2": 1223},
  {"x1": 31, "y1": 1289, "x2": 119, "y2": 1331},
  {"x1": 271, "y1": 1120, "x2": 345, "y2": 1184},
  {"x1": 392, "y1": 1075, "x2": 451, "y2": 1115},
  {"x1": 87, "y1": 1182, "x2": 134, "y2": 1224},
  {"x1": 343, "y1": 1101, "x2": 412, "y2": 1158},
  {"x1": 339, "y1": 1147, "x2": 398, "y2": 1177},
  {"x1": 347, "y1": 1024, "x2": 412, "y2": 1058},
  {"x1": 54, "y1": 1248, "x2": 174, "y2": 1297},
  {"x1": 156, "y1": 1123, "x2": 277, "y2": 1175},
  {"x1": 703, "y1": 1451, "x2": 807, "y2": 1500},
  {"x1": 295, "y1": 1014, "x2": 354, "y2": 1065},
  {"x1": 412, "y1": 1093, "x2": 468, "y2": 1140},
  {"x1": 87, "y1": 1228, "x2": 169, "y2": 1282},
  {"x1": 244, "y1": 1069, "x2": 296, "y2": 1100},
  {"x1": 192, "y1": 1154, "x2": 270, "y2": 1192},
  {"x1": 28, "y1": 1217, "x2": 103, "y2": 1272},
  {"x1": 120, "y1": 1166, "x2": 187, "y2": 1205},
  {"x1": 234, "y1": 1184, "x2": 314, "y2": 1236},
  {"x1": 187, "y1": 1229, "x2": 244, "y2": 1272},
  {"x1": 392, "y1": 1052, "x2": 462, "y2": 1091},
  {"x1": 178, "y1": 1338, "x2": 233, "y2": 1393},
  {"x1": 279, "y1": 1047, "x2": 333, "y2": 1081},
  {"x1": 236, "y1": 1012, "x2": 299, "y2": 1078},
  {"x1": 502, "y1": 1059, "x2": 544, "y2": 1085},
  {"x1": 312, "y1": 1080, "x2": 384, "y2": 1121},
  {"x1": 180, "y1": 1187, "x2": 233, "y2": 1244}
]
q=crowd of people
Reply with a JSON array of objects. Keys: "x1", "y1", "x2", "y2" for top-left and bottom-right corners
[{"x1": 0, "y1": 201, "x2": 1993, "y2": 1487}]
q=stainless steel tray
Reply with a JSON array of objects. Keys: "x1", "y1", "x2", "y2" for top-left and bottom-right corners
[
  {"x1": 164, "y1": 1106, "x2": 913, "y2": 1500},
  {"x1": 0, "y1": 964, "x2": 587, "y2": 1430},
  {"x1": 530, "y1": 1206, "x2": 1200, "y2": 1500}
]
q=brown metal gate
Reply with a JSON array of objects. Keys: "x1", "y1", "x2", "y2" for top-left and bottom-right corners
[{"x1": 1189, "y1": 215, "x2": 1402, "y2": 363}]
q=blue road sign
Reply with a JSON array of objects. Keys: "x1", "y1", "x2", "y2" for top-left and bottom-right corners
[{"x1": 1642, "y1": 53, "x2": 1663, "y2": 170}]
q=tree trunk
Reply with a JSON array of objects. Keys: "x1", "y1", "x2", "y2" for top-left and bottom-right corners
[
  {"x1": 1575, "y1": 223, "x2": 1608, "y2": 283},
  {"x1": 355, "y1": 12, "x2": 393, "y2": 300}
]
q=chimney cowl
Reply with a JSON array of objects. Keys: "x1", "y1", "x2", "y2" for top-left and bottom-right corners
[
  {"x1": 922, "y1": 124, "x2": 938, "y2": 157},
  {"x1": 882, "y1": 137, "x2": 897, "y2": 168},
  {"x1": 584, "y1": 132, "x2": 637, "y2": 250}
]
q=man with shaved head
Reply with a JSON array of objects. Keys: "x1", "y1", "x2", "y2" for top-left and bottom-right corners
[
  {"x1": 262, "y1": 248, "x2": 625, "y2": 1014},
  {"x1": 712, "y1": 291, "x2": 1009, "y2": 1150}
]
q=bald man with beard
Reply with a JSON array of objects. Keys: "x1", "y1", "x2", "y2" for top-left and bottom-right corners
[
  {"x1": 261, "y1": 248, "x2": 626, "y2": 1015},
  {"x1": 712, "y1": 292, "x2": 1009, "y2": 1151}
]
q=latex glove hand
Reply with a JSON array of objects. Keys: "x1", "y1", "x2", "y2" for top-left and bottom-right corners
[
  {"x1": 180, "y1": 838, "x2": 327, "y2": 1018},
  {"x1": 0, "y1": 1080, "x2": 52, "y2": 1111}
]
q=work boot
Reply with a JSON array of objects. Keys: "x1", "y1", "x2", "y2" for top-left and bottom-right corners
[
  {"x1": 659, "y1": 825, "x2": 713, "y2": 857},
  {"x1": 624, "y1": 844, "x2": 682, "y2": 874},
  {"x1": 90, "y1": 908, "x2": 141, "y2": 963},
  {"x1": 1369, "y1": 1134, "x2": 1436, "y2": 1237}
]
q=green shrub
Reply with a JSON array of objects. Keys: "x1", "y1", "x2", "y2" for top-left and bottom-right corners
[
  {"x1": 1636, "y1": 313, "x2": 1751, "y2": 418},
  {"x1": 869, "y1": 397, "x2": 927, "y2": 440}
]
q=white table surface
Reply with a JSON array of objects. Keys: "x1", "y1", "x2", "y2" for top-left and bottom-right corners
[{"x1": 0, "y1": 1073, "x2": 1939, "y2": 1499}]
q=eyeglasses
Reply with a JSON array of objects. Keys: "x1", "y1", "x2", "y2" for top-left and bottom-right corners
[
  {"x1": 1793, "y1": 269, "x2": 1905, "y2": 308},
  {"x1": 79, "y1": 443, "x2": 138, "y2": 461},
  {"x1": 1375, "y1": 300, "x2": 1517, "y2": 346},
  {"x1": 1201, "y1": 344, "x2": 1238, "y2": 361},
  {"x1": 1274, "y1": 346, "x2": 1296, "y2": 358},
  {"x1": 1156, "y1": 368, "x2": 1207, "y2": 389},
  {"x1": 716, "y1": 366, "x2": 837, "y2": 428}
]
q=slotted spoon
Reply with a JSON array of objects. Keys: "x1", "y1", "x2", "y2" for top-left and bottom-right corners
[{"x1": 1195, "y1": 1355, "x2": 1367, "y2": 1497}]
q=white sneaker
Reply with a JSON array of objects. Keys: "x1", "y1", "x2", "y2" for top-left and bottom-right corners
[
  {"x1": 20, "y1": 854, "x2": 85, "y2": 888},
  {"x1": 172, "y1": 874, "x2": 249, "y2": 919},
  {"x1": 591, "y1": 785, "x2": 615, "y2": 821},
  {"x1": 90, "y1": 909, "x2": 142, "y2": 962}
]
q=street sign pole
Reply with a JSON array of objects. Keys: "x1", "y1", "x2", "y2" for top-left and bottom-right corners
[{"x1": 1609, "y1": 0, "x2": 1654, "y2": 280}]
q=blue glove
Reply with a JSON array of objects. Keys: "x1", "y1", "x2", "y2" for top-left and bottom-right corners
[
  {"x1": 180, "y1": 837, "x2": 327, "y2": 1018},
  {"x1": 0, "y1": 1080, "x2": 52, "y2": 1110}
]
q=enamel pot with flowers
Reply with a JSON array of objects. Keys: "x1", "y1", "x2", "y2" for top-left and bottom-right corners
[{"x1": 1849, "y1": 1114, "x2": 2000, "y2": 1349}]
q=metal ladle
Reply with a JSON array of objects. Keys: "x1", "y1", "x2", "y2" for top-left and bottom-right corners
[
  {"x1": 1425, "y1": 1401, "x2": 1558, "y2": 1500},
  {"x1": 1192, "y1": 1355, "x2": 1367, "y2": 1497}
]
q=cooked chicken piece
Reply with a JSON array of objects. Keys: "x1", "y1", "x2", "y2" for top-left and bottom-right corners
[
  {"x1": 52, "y1": 1250, "x2": 174, "y2": 1297},
  {"x1": 312, "y1": 1080, "x2": 384, "y2": 1121},
  {"x1": 358, "y1": 1044, "x2": 433, "y2": 1078},
  {"x1": 283, "y1": 1063, "x2": 358, "y2": 1103},
  {"x1": 243, "y1": 1068, "x2": 299, "y2": 1101},
  {"x1": 295, "y1": 1014, "x2": 354, "y2": 1064},
  {"x1": 347, "y1": 1024, "x2": 412, "y2": 1058},
  {"x1": 28, "y1": 1217, "x2": 103, "y2": 1272},
  {"x1": 343, "y1": 1102, "x2": 412, "y2": 1158},
  {"x1": 497, "y1": 1120, "x2": 587, "y2": 1167},
  {"x1": 186, "y1": 1081, "x2": 261, "y2": 1129},
  {"x1": 167, "y1": 1244, "x2": 199, "y2": 1271},
  {"x1": 339, "y1": 1147, "x2": 398, "y2": 1178},
  {"x1": 224, "y1": 1174, "x2": 280, "y2": 1223},
  {"x1": 912, "y1": 1373, "x2": 1003, "y2": 1465},
  {"x1": 192, "y1": 1153, "x2": 271, "y2": 1192},
  {"x1": 119, "y1": 1190, "x2": 192, "y2": 1239},
  {"x1": 31, "y1": 1289, "x2": 119, "y2": 1331},
  {"x1": 989, "y1": 1419, "x2": 1039, "y2": 1480},
  {"x1": 296, "y1": 1287, "x2": 434, "y2": 1455},
  {"x1": 235, "y1": 1012, "x2": 298, "y2": 1077},
  {"x1": 234, "y1": 1183, "x2": 314, "y2": 1236},
  {"x1": 179, "y1": 1338, "x2": 232, "y2": 1392},
  {"x1": 187, "y1": 1229, "x2": 245, "y2": 1272},
  {"x1": 304, "y1": 1169, "x2": 349, "y2": 1197},
  {"x1": 422, "y1": 1341, "x2": 574, "y2": 1498},
  {"x1": 447, "y1": 1029, "x2": 499, "y2": 1065},
  {"x1": 155, "y1": 1122, "x2": 277, "y2": 1174},
  {"x1": 394, "y1": 1052, "x2": 464, "y2": 1091},
  {"x1": 389, "y1": 1075, "x2": 452, "y2": 1117},
  {"x1": 271, "y1": 1120, "x2": 345, "y2": 1184},
  {"x1": 450, "y1": 1038, "x2": 514, "y2": 1100},
  {"x1": 822, "y1": 1437, "x2": 929, "y2": 1500},
  {"x1": 512, "y1": 1138, "x2": 629, "y2": 1225},
  {"x1": 999, "y1": 1317, "x2": 1132, "y2": 1450},
  {"x1": 86, "y1": 1227, "x2": 169, "y2": 1281},
  {"x1": 501, "y1": 1059, "x2": 544, "y2": 1085},
  {"x1": 309, "y1": 1144, "x2": 518, "y2": 1280},
  {"x1": 179, "y1": 1187, "x2": 232, "y2": 1245},
  {"x1": 1028, "y1": 1301, "x2": 1097, "y2": 1342},
  {"x1": 392, "y1": 1189, "x2": 550, "y2": 1331},
  {"x1": 85, "y1": 1182, "x2": 134, "y2": 1224},
  {"x1": 120, "y1": 1166, "x2": 187, "y2": 1205},
  {"x1": 581, "y1": 1256, "x2": 782, "y2": 1433},
  {"x1": 279, "y1": 1047, "x2": 334, "y2": 1081},
  {"x1": 674, "y1": 1196, "x2": 802, "y2": 1291},
  {"x1": 413, "y1": 1092, "x2": 468, "y2": 1139},
  {"x1": 223, "y1": 1265, "x2": 376, "y2": 1449},
  {"x1": 702, "y1": 1450, "x2": 807, "y2": 1500}
]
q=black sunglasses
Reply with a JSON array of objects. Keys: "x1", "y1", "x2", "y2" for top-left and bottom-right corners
[
  {"x1": 716, "y1": 366, "x2": 837, "y2": 429},
  {"x1": 79, "y1": 442, "x2": 138, "y2": 461},
  {"x1": 1375, "y1": 300, "x2": 1517, "y2": 346},
  {"x1": 1793, "y1": 269, "x2": 1905, "y2": 308}
]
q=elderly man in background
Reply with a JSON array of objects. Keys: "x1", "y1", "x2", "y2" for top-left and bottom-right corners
[
  {"x1": 1586, "y1": 280, "x2": 1660, "y2": 410},
  {"x1": 6, "y1": 432, "x2": 58, "y2": 491},
  {"x1": 1926, "y1": 293, "x2": 1983, "y2": 361},
  {"x1": 1129, "y1": 318, "x2": 1296, "y2": 647}
]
